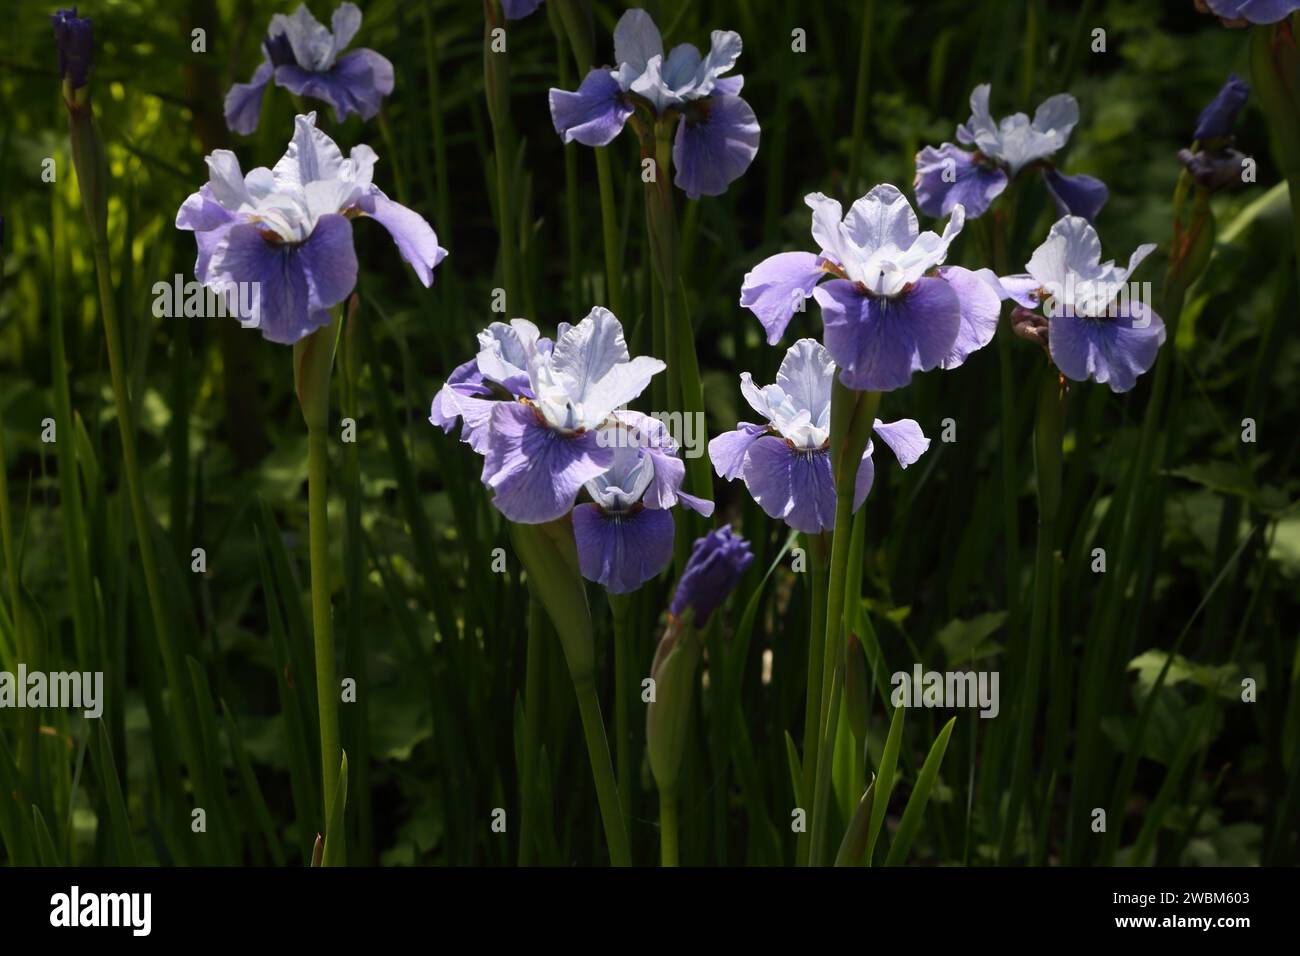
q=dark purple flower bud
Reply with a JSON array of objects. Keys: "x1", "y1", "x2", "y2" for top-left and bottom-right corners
[
  {"x1": 669, "y1": 526, "x2": 753, "y2": 625},
  {"x1": 1178, "y1": 146, "x2": 1251, "y2": 190},
  {"x1": 1195, "y1": 74, "x2": 1250, "y2": 141},
  {"x1": 51, "y1": 8, "x2": 94, "y2": 91}
]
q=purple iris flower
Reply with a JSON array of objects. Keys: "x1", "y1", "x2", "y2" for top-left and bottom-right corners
[
  {"x1": 739, "y1": 185, "x2": 1001, "y2": 392},
  {"x1": 708, "y1": 339, "x2": 930, "y2": 534},
  {"x1": 476, "y1": 308, "x2": 667, "y2": 524},
  {"x1": 1195, "y1": 74, "x2": 1251, "y2": 141},
  {"x1": 547, "y1": 8, "x2": 760, "y2": 199},
  {"x1": 988, "y1": 217, "x2": 1164, "y2": 393},
  {"x1": 668, "y1": 526, "x2": 753, "y2": 625},
  {"x1": 501, "y1": 0, "x2": 544, "y2": 19},
  {"x1": 915, "y1": 84, "x2": 1108, "y2": 222},
  {"x1": 176, "y1": 112, "x2": 446, "y2": 345},
  {"x1": 224, "y1": 3, "x2": 394, "y2": 136},
  {"x1": 431, "y1": 320, "x2": 553, "y2": 454},
  {"x1": 51, "y1": 8, "x2": 94, "y2": 90},
  {"x1": 572, "y1": 412, "x2": 714, "y2": 594},
  {"x1": 1199, "y1": 0, "x2": 1300, "y2": 24}
]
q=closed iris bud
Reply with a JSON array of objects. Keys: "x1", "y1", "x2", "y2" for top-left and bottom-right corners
[
  {"x1": 52, "y1": 9, "x2": 107, "y2": 241},
  {"x1": 645, "y1": 616, "x2": 702, "y2": 795}
]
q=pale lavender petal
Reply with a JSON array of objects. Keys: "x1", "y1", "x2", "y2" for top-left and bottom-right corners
[
  {"x1": 708, "y1": 422, "x2": 767, "y2": 480},
  {"x1": 914, "y1": 143, "x2": 1008, "y2": 219},
  {"x1": 980, "y1": 270, "x2": 1042, "y2": 309},
  {"x1": 935, "y1": 265, "x2": 1002, "y2": 368},
  {"x1": 298, "y1": 213, "x2": 360, "y2": 313},
  {"x1": 613, "y1": 8, "x2": 663, "y2": 77},
  {"x1": 549, "y1": 68, "x2": 633, "y2": 147},
  {"x1": 1049, "y1": 303, "x2": 1166, "y2": 394},
  {"x1": 357, "y1": 189, "x2": 447, "y2": 286},
  {"x1": 872, "y1": 418, "x2": 929, "y2": 467},
  {"x1": 224, "y1": 58, "x2": 274, "y2": 135},
  {"x1": 481, "y1": 402, "x2": 615, "y2": 523},
  {"x1": 672, "y1": 94, "x2": 760, "y2": 199},
  {"x1": 1042, "y1": 168, "x2": 1108, "y2": 223},
  {"x1": 739, "y1": 251, "x2": 825, "y2": 345},
  {"x1": 573, "y1": 504, "x2": 675, "y2": 594},
  {"x1": 741, "y1": 436, "x2": 835, "y2": 534},
  {"x1": 816, "y1": 277, "x2": 962, "y2": 392},
  {"x1": 207, "y1": 223, "x2": 310, "y2": 344}
]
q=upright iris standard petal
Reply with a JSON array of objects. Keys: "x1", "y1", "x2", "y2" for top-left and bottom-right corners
[
  {"x1": 1041, "y1": 168, "x2": 1109, "y2": 222},
  {"x1": 817, "y1": 277, "x2": 963, "y2": 392},
  {"x1": 549, "y1": 69, "x2": 635, "y2": 147},
  {"x1": 1194, "y1": 74, "x2": 1250, "y2": 141},
  {"x1": 672, "y1": 94, "x2": 761, "y2": 199},
  {"x1": 573, "y1": 505, "x2": 675, "y2": 594},
  {"x1": 668, "y1": 526, "x2": 754, "y2": 624},
  {"x1": 223, "y1": 3, "x2": 394, "y2": 134},
  {"x1": 914, "y1": 144, "x2": 1008, "y2": 219},
  {"x1": 738, "y1": 251, "x2": 825, "y2": 344},
  {"x1": 481, "y1": 403, "x2": 615, "y2": 524}
]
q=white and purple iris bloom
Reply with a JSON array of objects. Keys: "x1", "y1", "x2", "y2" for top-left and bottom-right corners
[
  {"x1": 1199, "y1": 0, "x2": 1300, "y2": 24},
  {"x1": 431, "y1": 310, "x2": 710, "y2": 592},
  {"x1": 224, "y1": 3, "x2": 394, "y2": 136},
  {"x1": 547, "y1": 8, "x2": 760, "y2": 199},
  {"x1": 708, "y1": 339, "x2": 929, "y2": 535},
  {"x1": 430, "y1": 320, "x2": 551, "y2": 454},
  {"x1": 914, "y1": 84, "x2": 1108, "y2": 222},
  {"x1": 176, "y1": 112, "x2": 445, "y2": 345},
  {"x1": 573, "y1": 412, "x2": 714, "y2": 594},
  {"x1": 739, "y1": 184, "x2": 1001, "y2": 392},
  {"x1": 991, "y1": 217, "x2": 1164, "y2": 394}
]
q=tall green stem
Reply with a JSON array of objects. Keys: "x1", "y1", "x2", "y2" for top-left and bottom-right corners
[
  {"x1": 485, "y1": 0, "x2": 520, "y2": 308},
  {"x1": 807, "y1": 382, "x2": 878, "y2": 861},
  {"x1": 611, "y1": 593, "x2": 632, "y2": 821},
  {"x1": 307, "y1": 425, "x2": 340, "y2": 849},
  {"x1": 797, "y1": 532, "x2": 828, "y2": 866},
  {"x1": 519, "y1": 597, "x2": 546, "y2": 865},
  {"x1": 574, "y1": 674, "x2": 633, "y2": 866},
  {"x1": 91, "y1": 237, "x2": 206, "y2": 804},
  {"x1": 998, "y1": 367, "x2": 1063, "y2": 863}
]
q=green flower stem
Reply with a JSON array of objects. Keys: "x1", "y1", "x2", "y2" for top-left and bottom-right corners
[
  {"x1": 797, "y1": 531, "x2": 829, "y2": 867},
  {"x1": 610, "y1": 592, "x2": 633, "y2": 822},
  {"x1": 519, "y1": 597, "x2": 546, "y2": 865},
  {"x1": 296, "y1": 314, "x2": 345, "y2": 861},
  {"x1": 641, "y1": 123, "x2": 713, "y2": 514},
  {"x1": 91, "y1": 235, "x2": 207, "y2": 808},
  {"x1": 574, "y1": 673, "x2": 632, "y2": 866},
  {"x1": 807, "y1": 381, "x2": 878, "y2": 862},
  {"x1": 485, "y1": 0, "x2": 520, "y2": 308},
  {"x1": 509, "y1": 520, "x2": 630, "y2": 865},
  {"x1": 997, "y1": 367, "x2": 1063, "y2": 864},
  {"x1": 845, "y1": 0, "x2": 876, "y2": 196},
  {"x1": 554, "y1": 0, "x2": 624, "y2": 318},
  {"x1": 659, "y1": 786, "x2": 679, "y2": 867},
  {"x1": 988, "y1": 206, "x2": 1023, "y2": 666},
  {"x1": 0, "y1": 406, "x2": 35, "y2": 773}
]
